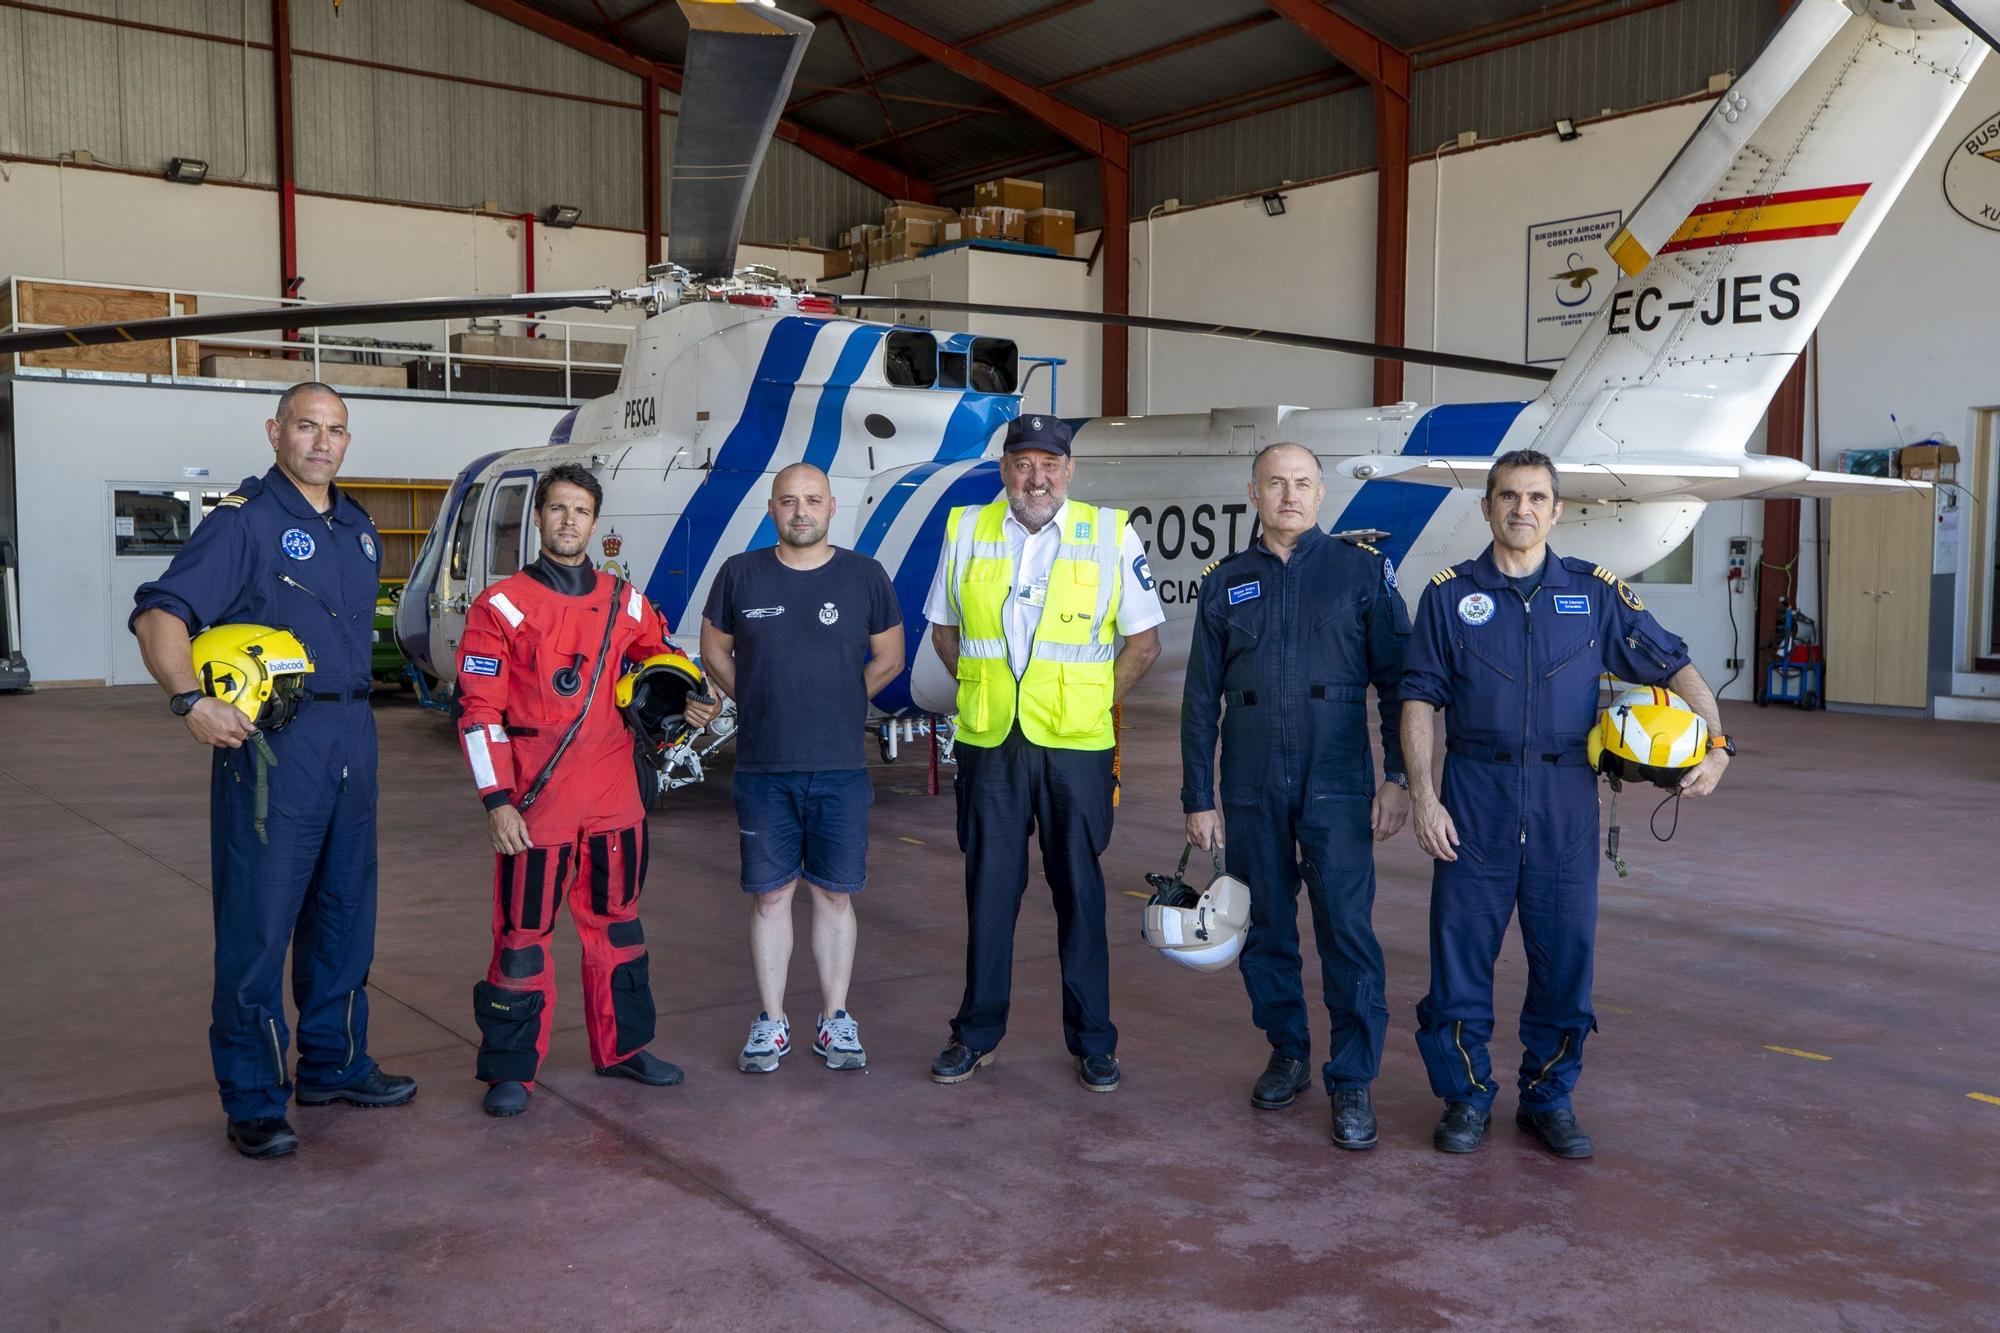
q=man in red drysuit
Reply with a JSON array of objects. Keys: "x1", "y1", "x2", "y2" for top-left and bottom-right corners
[{"x1": 455, "y1": 462, "x2": 689, "y2": 1117}]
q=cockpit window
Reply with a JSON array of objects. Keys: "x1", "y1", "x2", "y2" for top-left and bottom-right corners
[
  {"x1": 884, "y1": 330, "x2": 938, "y2": 388},
  {"x1": 969, "y1": 338, "x2": 1018, "y2": 394}
]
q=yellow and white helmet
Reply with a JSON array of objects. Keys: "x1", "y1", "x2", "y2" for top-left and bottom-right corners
[
  {"x1": 191, "y1": 624, "x2": 315, "y2": 732},
  {"x1": 1141, "y1": 846, "x2": 1253, "y2": 973},
  {"x1": 1587, "y1": 685, "x2": 1707, "y2": 790}
]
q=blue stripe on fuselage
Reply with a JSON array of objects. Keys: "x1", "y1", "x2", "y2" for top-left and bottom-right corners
[
  {"x1": 855, "y1": 391, "x2": 1016, "y2": 558},
  {"x1": 871, "y1": 459, "x2": 1004, "y2": 714},
  {"x1": 647, "y1": 317, "x2": 823, "y2": 626},
  {"x1": 746, "y1": 323, "x2": 888, "y2": 551},
  {"x1": 1328, "y1": 400, "x2": 1530, "y2": 565}
]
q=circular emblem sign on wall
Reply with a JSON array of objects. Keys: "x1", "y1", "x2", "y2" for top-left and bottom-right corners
[{"x1": 1943, "y1": 110, "x2": 2000, "y2": 232}]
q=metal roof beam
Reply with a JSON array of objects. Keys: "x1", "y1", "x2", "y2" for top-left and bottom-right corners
[
  {"x1": 464, "y1": 0, "x2": 935, "y2": 202},
  {"x1": 1262, "y1": 0, "x2": 1410, "y2": 404},
  {"x1": 788, "y1": 0, "x2": 1097, "y2": 113}
]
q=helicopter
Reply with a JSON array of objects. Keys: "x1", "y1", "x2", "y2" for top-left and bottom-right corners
[{"x1": 2, "y1": 0, "x2": 1982, "y2": 792}]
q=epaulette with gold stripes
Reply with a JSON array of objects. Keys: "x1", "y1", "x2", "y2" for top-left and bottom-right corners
[
  {"x1": 1592, "y1": 564, "x2": 1617, "y2": 584},
  {"x1": 1346, "y1": 540, "x2": 1383, "y2": 558},
  {"x1": 1201, "y1": 560, "x2": 1221, "y2": 578},
  {"x1": 213, "y1": 494, "x2": 249, "y2": 508},
  {"x1": 1429, "y1": 566, "x2": 1459, "y2": 587}
]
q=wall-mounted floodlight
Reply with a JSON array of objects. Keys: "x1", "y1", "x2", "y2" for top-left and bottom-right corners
[
  {"x1": 166, "y1": 157, "x2": 209, "y2": 185},
  {"x1": 1261, "y1": 192, "x2": 1286, "y2": 218},
  {"x1": 1554, "y1": 118, "x2": 1580, "y2": 142},
  {"x1": 544, "y1": 204, "x2": 582, "y2": 228}
]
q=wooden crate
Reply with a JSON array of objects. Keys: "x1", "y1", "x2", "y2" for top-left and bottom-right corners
[
  {"x1": 341, "y1": 477, "x2": 451, "y2": 584},
  {"x1": 3, "y1": 280, "x2": 202, "y2": 376}
]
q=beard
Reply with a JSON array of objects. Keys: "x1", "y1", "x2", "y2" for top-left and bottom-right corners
[
  {"x1": 779, "y1": 518, "x2": 827, "y2": 548},
  {"x1": 1007, "y1": 486, "x2": 1064, "y2": 531},
  {"x1": 543, "y1": 530, "x2": 589, "y2": 558}
]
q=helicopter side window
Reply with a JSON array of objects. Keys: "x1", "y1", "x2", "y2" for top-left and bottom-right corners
[
  {"x1": 938, "y1": 350, "x2": 968, "y2": 389},
  {"x1": 448, "y1": 482, "x2": 486, "y2": 582},
  {"x1": 969, "y1": 338, "x2": 1018, "y2": 394},
  {"x1": 884, "y1": 331, "x2": 938, "y2": 388}
]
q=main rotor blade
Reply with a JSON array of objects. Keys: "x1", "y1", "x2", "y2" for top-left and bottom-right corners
[
  {"x1": 0, "y1": 290, "x2": 620, "y2": 357},
  {"x1": 830, "y1": 295, "x2": 1557, "y2": 383},
  {"x1": 668, "y1": 0, "x2": 816, "y2": 279}
]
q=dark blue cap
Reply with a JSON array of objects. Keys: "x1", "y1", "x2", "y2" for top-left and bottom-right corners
[{"x1": 1003, "y1": 414, "x2": 1072, "y2": 456}]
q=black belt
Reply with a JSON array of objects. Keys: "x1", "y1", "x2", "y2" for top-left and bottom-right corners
[
  {"x1": 1223, "y1": 690, "x2": 1257, "y2": 706},
  {"x1": 308, "y1": 688, "x2": 373, "y2": 702},
  {"x1": 1446, "y1": 738, "x2": 1590, "y2": 767},
  {"x1": 1224, "y1": 686, "x2": 1364, "y2": 705}
]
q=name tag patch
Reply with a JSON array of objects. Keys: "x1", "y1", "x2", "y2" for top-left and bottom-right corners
[
  {"x1": 461, "y1": 654, "x2": 501, "y2": 677},
  {"x1": 1228, "y1": 581, "x2": 1261, "y2": 605},
  {"x1": 1553, "y1": 595, "x2": 1590, "y2": 615}
]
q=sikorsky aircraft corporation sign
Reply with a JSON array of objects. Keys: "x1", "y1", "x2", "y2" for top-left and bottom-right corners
[{"x1": 1944, "y1": 110, "x2": 2000, "y2": 232}]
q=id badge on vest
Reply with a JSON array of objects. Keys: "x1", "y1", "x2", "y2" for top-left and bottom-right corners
[{"x1": 1018, "y1": 578, "x2": 1049, "y2": 608}]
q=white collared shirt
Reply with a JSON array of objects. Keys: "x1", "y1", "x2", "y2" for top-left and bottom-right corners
[{"x1": 923, "y1": 500, "x2": 1166, "y2": 675}]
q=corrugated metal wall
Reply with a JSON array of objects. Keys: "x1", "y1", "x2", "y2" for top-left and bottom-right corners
[
  {"x1": 1413, "y1": 0, "x2": 1770, "y2": 155},
  {"x1": 0, "y1": 0, "x2": 277, "y2": 185},
  {"x1": 1134, "y1": 84, "x2": 1375, "y2": 215}
]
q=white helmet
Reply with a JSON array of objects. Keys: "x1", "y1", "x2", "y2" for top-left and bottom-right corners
[{"x1": 1141, "y1": 846, "x2": 1253, "y2": 973}]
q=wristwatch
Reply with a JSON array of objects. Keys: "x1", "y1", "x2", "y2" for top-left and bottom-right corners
[
  {"x1": 1384, "y1": 771, "x2": 1410, "y2": 789},
  {"x1": 169, "y1": 689, "x2": 205, "y2": 717},
  {"x1": 1707, "y1": 733, "x2": 1736, "y2": 757}
]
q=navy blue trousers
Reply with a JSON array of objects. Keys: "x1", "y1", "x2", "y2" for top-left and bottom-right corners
[
  {"x1": 1224, "y1": 790, "x2": 1387, "y2": 1091},
  {"x1": 208, "y1": 715, "x2": 379, "y2": 1121},
  {"x1": 951, "y1": 728, "x2": 1116, "y2": 1058},
  {"x1": 1413, "y1": 758, "x2": 1598, "y2": 1113}
]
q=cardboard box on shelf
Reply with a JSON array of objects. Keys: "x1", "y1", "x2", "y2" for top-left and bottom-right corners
[
  {"x1": 965, "y1": 206, "x2": 1026, "y2": 240},
  {"x1": 907, "y1": 218, "x2": 941, "y2": 248},
  {"x1": 1025, "y1": 207, "x2": 1075, "y2": 254},
  {"x1": 883, "y1": 200, "x2": 956, "y2": 230},
  {"x1": 823, "y1": 248, "x2": 854, "y2": 279},
  {"x1": 1897, "y1": 442, "x2": 1960, "y2": 480},
  {"x1": 201, "y1": 355, "x2": 405, "y2": 389},
  {"x1": 943, "y1": 221, "x2": 963, "y2": 243},
  {"x1": 973, "y1": 177, "x2": 1045, "y2": 211}
]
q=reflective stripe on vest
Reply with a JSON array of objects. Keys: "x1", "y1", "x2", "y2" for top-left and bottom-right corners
[{"x1": 945, "y1": 497, "x2": 1125, "y2": 750}]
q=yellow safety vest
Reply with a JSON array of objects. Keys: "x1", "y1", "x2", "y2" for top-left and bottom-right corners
[{"x1": 945, "y1": 497, "x2": 1126, "y2": 750}]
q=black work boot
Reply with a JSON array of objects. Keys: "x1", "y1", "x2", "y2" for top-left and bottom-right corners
[
  {"x1": 482, "y1": 1081, "x2": 530, "y2": 1117},
  {"x1": 1251, "y1": 1053, "x2": 1312, "y2": 1110},
  {"x1": 295, "y1": 1068, "x2": 417, "y2": 1108},
  {"x1": 930, "y1": 1040, "x2": 994, "y2": 1084},
  {"x1": 1433, "y1": 1101, "x2": 1490, "y2": 1154},
  {"x1": 1516, "y1": 1107, "x2": 1594, "y2": 1159},
  {"x1": 1330, "y1": 1086, "x2": 1378, "y2": 1150},
  {"x1": 227, "y1": 1116, "x2": 299, "y2": 1159},
  {"x1": 597, "y1": 1051, "x2": 685, "y2": 1086}
]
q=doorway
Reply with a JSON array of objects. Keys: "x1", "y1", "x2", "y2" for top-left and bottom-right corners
[{"x1": 1973, "y1": 408, "x2": 1999, "y2": 672}]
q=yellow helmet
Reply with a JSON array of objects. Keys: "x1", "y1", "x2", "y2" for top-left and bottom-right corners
[
  {"x1": 1587, "y1": 685, "x2": 1707, "y2": 790},
  {"x1": 191, "y1": 624, "x2": 315, "y2": 732},
  {"x1": 616, "y1": 653, "x2": 706, "y2": 751}
]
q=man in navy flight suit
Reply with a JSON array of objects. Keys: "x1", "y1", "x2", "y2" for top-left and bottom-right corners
[
  {"x1": 133, "y1": 383, "x2": 415, "y2": 1159},
  {"x1": 1400, "y1": 448, "x2": 1730, "y2": 1159},
  {"x1": 1181, "y1": 442, "x2": 1410, "y2": 1149}
]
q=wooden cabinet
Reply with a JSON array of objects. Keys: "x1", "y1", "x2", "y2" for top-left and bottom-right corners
[{"x1": 1827, "y1": 490, "x2": 1932, "y2": 707}]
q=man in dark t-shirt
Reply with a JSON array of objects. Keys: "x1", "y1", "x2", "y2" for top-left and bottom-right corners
[{"x1": 699, "y1": 463, "x2": 903, "y2": 1075}]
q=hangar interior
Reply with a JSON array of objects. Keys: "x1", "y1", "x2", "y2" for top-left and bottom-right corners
[{"x1": 2, "y1": 1, "x2": 1997, "y2": 1328}]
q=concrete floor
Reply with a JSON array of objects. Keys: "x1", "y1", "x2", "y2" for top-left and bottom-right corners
[{"x1": 3, "y1": 676, "x2": 1997, "y2": 1331}]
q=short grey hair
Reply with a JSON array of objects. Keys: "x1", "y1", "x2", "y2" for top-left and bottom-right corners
[
  {"x1": 275, "y1": 381, "x2": 344, "y2": 423},
  {"x1": 1251, "y1": 441, "x2": 1321, "y2": 482},
  {"x1": 1484, "y1": 448, "x2": 1560, "y2": 504}
]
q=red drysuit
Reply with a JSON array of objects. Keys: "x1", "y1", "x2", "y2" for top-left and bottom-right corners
[{"x1": 456, "y1": 557, "x2": 679, "y2": 1084}]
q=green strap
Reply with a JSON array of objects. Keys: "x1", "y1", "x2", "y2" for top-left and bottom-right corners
[{"x1": 250, "y1": 733, "x2": 278, "y2": 845}]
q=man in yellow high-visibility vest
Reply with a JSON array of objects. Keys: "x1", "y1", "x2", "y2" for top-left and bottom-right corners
[{"x1": 922, "y1": 415, "x2": 1164, "y2": 1092}]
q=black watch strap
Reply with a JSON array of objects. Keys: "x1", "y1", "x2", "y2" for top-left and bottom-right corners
[{"x1": 170, "y1": 689, "x2": 204, "y2": 716}]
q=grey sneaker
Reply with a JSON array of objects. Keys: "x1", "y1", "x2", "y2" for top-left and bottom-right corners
[
  {"x1": 738, "y1": 1011, "x2": 791, "y2": 1074},
  {"x1": 813, "y1": 1010, "x2": 867, "y2": 1071}
]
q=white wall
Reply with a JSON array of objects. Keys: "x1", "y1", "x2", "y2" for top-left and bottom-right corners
[{"x1": 8, "y1": 377, "x2": 566, "y2": 685}]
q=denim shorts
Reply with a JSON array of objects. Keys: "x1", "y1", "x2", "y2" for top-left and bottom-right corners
[{"x1": 731, "y1": 768, "x2": 874, "y2": 894}]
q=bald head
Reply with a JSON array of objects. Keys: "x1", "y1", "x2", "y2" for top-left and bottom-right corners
[
  {"x1": 1247, "y1": 440, "x2": 1326, "y2": 547},
  {"x1": 1251, "y1": 442, "x2": 1320, "y2": 483},
  {"x1": 769, "y1": 462, "x2": 834, "y2": 552}
]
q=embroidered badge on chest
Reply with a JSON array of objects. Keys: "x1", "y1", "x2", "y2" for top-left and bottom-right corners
[
  {"x1": 1553, "y1": 594, "x2": 1589, "y2": 615},
  {"x1": 359, "y1": 532, "x2": 378, "y2": 563},
  {"x1": 1228, "y1": 580, "x2": 1261, "y2": 605},
  {"x1": 1457, "y1": 592, "x2": 1496, "y2": 626},
  {"x1": 281, "y1": 528, "x2": 316, "y2": 560},
  {"x1": 819, "y1": 602, "x2": 839, "y2": 625}
]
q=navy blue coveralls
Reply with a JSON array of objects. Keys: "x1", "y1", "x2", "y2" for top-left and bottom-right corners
[
  {"x1": 133, "y1": 468, "x2": 383, "y2": 1121},
  {"x1": 1400, "y1": 545, "x2": 1690, "y2": 1113},
  {"x1": 1180, "y1": 526, "x2": 1408, "y2": 1092}
]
